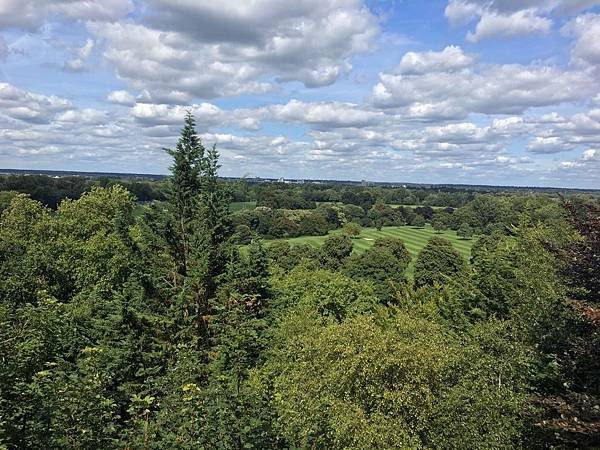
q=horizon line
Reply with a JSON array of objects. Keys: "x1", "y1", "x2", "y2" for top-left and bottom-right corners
[{"x1": 0, "y1": 167, "x2": 597, "y2": 192}]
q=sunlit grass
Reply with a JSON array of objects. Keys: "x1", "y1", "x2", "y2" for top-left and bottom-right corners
[{"x1": 263, "y1": 225, "x2": 475, "y2": 274}]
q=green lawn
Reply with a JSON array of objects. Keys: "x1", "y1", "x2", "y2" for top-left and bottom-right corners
[
  {"x1": 264, "y1": 225, "x2": 475, "y2": 274},
  {"x1": 389, "y1": 204, "x2": 447, "y2": 210},
  {"x1": 230, "y1": 201, "x2": 257, "y2": 211}
]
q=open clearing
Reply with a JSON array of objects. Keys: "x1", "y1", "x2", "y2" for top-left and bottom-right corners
[
  {"x1": 230, "y1": 201, "x2": 257, "y2": 211},
  {"x1": 264, "y1": 225, "x2": 475, "y2": 273}
]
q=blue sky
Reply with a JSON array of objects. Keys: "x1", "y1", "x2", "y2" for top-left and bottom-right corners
[{"x1": 0, "y1": 0, "x2": 599, "y2": 188}]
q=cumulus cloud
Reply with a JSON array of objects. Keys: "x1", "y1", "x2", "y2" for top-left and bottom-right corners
[
  {"x1": 554, "y1": 0, "x2": 600, "y2": 14},
  {"x1": 130, "y1": 98, "x2": 387, "y2": 136},
  {"x1": 56, "y1": 108, "x2": 108, "y2": 125},
  {"x1": 583, "y1": 148, "x2": 597, "y2": 159},
  {"x1": 445, "y1": 0, "x2": 599, "y2": 42},
  {"x1": 107, "y1": 90, "x2": 136, "y2": 106},
  {"x1": 130, "y1": 101, "x2": 264, "y2": 132},
  {"x1": 0, "y1": 82, "x2": 72, "y2": 123},
  {"x1": 397, "y1": 46, "x2": 474, "y2": 74},
  {"x1": 527, "y1": 136, "x2": 577, "y2": 153},
  {"x1": 556, "y1": 147, "x2": 600, "y2": 185},
  {"x1": 89, "y1": 0, "x2": 379, "y2": 100},
  {"x1": 0, "y1": 0, "x2": 133, "y2": 31},
  {"x1": 522, "y1": 108, "x2": 600, "y2": 155},
  {"x1": 372, "y1": 48, "x2": 597, "y2": 119},
  {"x1": 238, "y1": 117, "x2": 261, "y2": 131},
  {"x1": 466, "y1": 9, "x2": 551, "y2": 42},
  {"x1": 424, "y1": 122, "x2": 489, "y2": 144},
  {"x1": 562, "y1": 13, "x2": 600, "y2": 66},
  {"x1": 0, "y1": 0, "x2": 598, "y2": 187},
  {"x1": 88, "y1": 22, "x2": 272, "y2": 100},
  {"x1": 63, "y1": 39, "x2": 94, "y2": 72},
  {"x1": 132, "y1": 102, "x2": 224, "y2": 127},
  {"x1": 565, "y1": 108, "x2": 600, "y2": 138},
  {"x1": 269, "y1": 99, "x2": 385, "y2": 128},
  {"x1": 445, "y1": 0, "x2": 483, "y2": 24}
]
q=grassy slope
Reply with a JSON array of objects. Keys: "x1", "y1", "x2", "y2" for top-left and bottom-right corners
[
  {"x1": 230, "y1": 201, "x2": 257, "y2": 211},
  {"x1": 264, "y1": 225, "x2": 474, "y2": 274},
  {"x1": 389, "y1": 204, "x2": 447, "y2": 210}
]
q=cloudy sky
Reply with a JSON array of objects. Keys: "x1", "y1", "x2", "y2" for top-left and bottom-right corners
[{"x1": 1, "y1": 0, "x2": 599, "y2": 188}]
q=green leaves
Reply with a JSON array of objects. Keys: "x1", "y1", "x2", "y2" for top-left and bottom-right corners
[
  {"x1": 414, "y1": 236, "x2": 466, "y2": 288},
  {"x1": 0, "y1": 114, "x2": 593, "y2": 448},
  {"x1": 264, "y1": 309, "x2": 528, "y2": 449},
  {"x1": 342, "y1": 238, "x2": 411, "y2": 303},
  {"x1": 319, "y1": 234, "x2": 353, "y2": 270}
]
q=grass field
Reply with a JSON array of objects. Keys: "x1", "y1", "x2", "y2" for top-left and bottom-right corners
[
  {"x1": 230, "y1": 201, "x2": 257, "y2": 211},
  {"x1": 265, "y1": 225, "x2": 475, "y2": 274},
  {"x1": 389, "y1": 204, "x2": 447, "y2": 210}
]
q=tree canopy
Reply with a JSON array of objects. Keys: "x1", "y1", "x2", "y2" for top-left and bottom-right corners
[{"x1": 0, "y1": 114, "x2": 598, "y2": 448}]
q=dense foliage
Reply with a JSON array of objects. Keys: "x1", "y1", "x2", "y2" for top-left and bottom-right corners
[
  {"x1": 1, "y1": 114, "x2": 598, "y2": 448},
  {"x1": 0, "y1": 174, "x2": 166, "y2": 208}
]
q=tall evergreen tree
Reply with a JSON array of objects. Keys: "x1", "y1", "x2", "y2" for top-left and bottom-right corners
[
  {"x1": 188, "y1": 143, "x2": 232, "y2": 344},
  {"x1": 165, "y1": 111, "x2": 205, "y2": 277}
]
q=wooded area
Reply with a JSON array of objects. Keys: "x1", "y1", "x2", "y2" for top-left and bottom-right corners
[{"x1": 1, "y1": 113, "x2": 598, "y2": 448}]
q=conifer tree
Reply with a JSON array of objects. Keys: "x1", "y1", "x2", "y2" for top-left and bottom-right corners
[
  {"x1": 161, "y1": 113, "x2": 233, "y2": 344},
  {"x1": 189, "y1": 143, "x2": 232, "y2": 343},
  {"x1": 165, "y1": 111, "x2": 205, "y2": 277}
]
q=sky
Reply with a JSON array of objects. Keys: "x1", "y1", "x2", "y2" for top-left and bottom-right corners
[{"x1": 0, "y1": 0, "x2": 599, "y2": 188}]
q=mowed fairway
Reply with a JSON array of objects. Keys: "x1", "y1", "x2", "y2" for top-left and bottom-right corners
[
  {"x1": 230, "y1": 201, "x2": 257, "y2": 211},
  {"x1": 265, "y1": 225, "x2": 474, "y2": 274}
]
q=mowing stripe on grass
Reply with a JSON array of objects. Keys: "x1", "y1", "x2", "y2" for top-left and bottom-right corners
[{"x1": 263, "y1": 225, "x2": 475, "y2": 261}]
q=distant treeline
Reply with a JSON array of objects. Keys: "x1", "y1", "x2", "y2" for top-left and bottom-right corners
[
  {"x1": 0, "y1": 174, "x2": 167, "y2": 208},
  {"x1": 229, "y1": 193, "x2": 578, "y2": 242},
  {"x1": 3, "y1": 172, "x2": 595, "y2": 212}
]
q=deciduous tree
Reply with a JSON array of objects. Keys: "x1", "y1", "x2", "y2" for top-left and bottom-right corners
[{"x1": 414, "y1": 237, "x2": 466, "y2": 288}]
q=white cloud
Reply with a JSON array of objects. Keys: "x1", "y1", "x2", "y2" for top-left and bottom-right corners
[
  {"x1": 491, "y1": 116, "x2": 532, "y2": 134},
  {"x1": 522, "y1": 108, "x2": 600, "y2": 154},
  {"x1": 446, "y1": 0, "x2": 599, "y2": 17},
  {"x1": 89, "y1": 22, "x2": 273, "y2": 100},
  {"x1": 583, "y1": 148, "x2": 597, "y2": 159},
  {"x1": 63, "y1": 38, "x2": 94, "y2": 72},
  {"x1": 132, "y1": 102, "x2": 223, "y2": 127},
  {"x1": 562, "y1": 13, "x2": 600, "y2": 66},
  {"x1": 107, "y1": 90, "x2": 136, "y2": 106},
  {"x1": 372, "y1": 50, "x2": 597, "y2": 119},
  {"x1": 554, "y1": 1, "x2": 600, "y2": 15},
  {"x1": 566, "y1": 108, "x2": 600, "y2": 137},
  {"x1": 536, "y1": 112, "x2": 566, "y2": 123},
  {"x1": 0, "y1": 82, "x2": 72, "y2": 123},
  {"x1": 445, "y1": 0, "x2": 482, "y2": 24},
  {"x1": 238, "y1": 117, "x2": 261, "y2": 131},
  {"x1": 89, "y1": 0, "x2": 379, "y2": 100},
  {"x1": 397, "y1": 46, "x2": 474, "y2": 74},
  {"x1": 556, "y1": 147, "x2": 599, "y2": 184},
  {"x1": 445, "y1": 0, "x2": 599, "y2": 42},
  {"x1": 1, "y1": 0, "x2": 599, "y2": 187},
  {"x1": 424, "y1": 122, "x2": 489, "y2": 143},
  {"x1": 466, "y1": 9, "x2": 551, "y2": 42},
  {"x1": 56, "y1": 108, "x2": 108, "y2": 125},
  {"x1": 269, "y1": 99, "x2": 385, "y2": 128},
  {"x1": 527, "y1": 136, "x2": 577, "y2": 153},
  {"x1": 0, "y1": 0, "x2": 133, "y2": 31}
]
